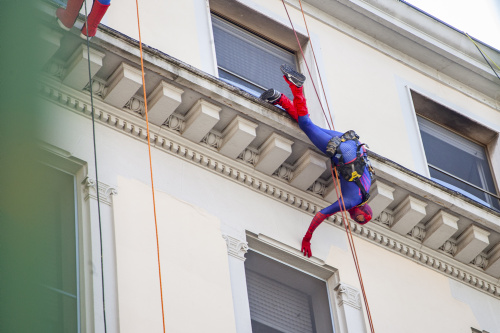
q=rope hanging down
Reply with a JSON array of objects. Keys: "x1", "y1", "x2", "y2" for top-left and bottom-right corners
[
  {"x1": 134, "y1": 1, "x2": 167, "y2": 332},
  {"x1": 281, "y1": 0, "x2": 333, "y2": 130},
  {"x1": 465, "y1": 33, "x2": 500, "y2": 81},
  {"x1": 332, "y1": 166, "x2": 376, "y2": 332},
  {"x1": 281, "y1": 1, "x2": 375, "y2": 332},
  {"x1": 82, "y1": 1, "x2": 108, "y2": 331},
  {"x1": 82, "y1": 1, "x2": 167, "y2": 330},
  {"x1": 296, "y1": 0, "x2": 334, "y2": 130}
]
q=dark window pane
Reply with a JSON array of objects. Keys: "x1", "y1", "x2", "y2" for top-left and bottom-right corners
[
  {"x1": 39, "y1": 165, "x2": 78, "y2": 332},
  {"x1": 418, "y1": 116, "x2": 499, "y2": 210}
]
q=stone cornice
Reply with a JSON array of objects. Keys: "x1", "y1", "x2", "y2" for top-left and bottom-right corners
[
  {"x1": 38, "y1": 77, "x2": 328, "y2": 209},
  {"x1": 39, "y1": 79, "x2": 500, "y2": 299},
  {"x1": 371, "y1": 153, "x2": 500, "y2": 230},
  {"x1": 342, "y1": 218, "x2": 500, "y2": 298}
]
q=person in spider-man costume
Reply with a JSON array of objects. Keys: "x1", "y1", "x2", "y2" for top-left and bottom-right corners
[
  {"x1": 261, "y1": 65, "x2": 374, "y2": 258},
  {"x1": 56, "y1": 0, "x2": 111, "y2": 38}
]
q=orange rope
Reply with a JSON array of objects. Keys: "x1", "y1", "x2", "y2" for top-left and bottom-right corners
[
  {"x1": 134, "y1": 1, "x2": 166, "y2": 332},
  {"x1": 332, "y1": 167, "x2": 375, "y2": 332},
  {"x1": 282, "y1": 1, "x2": 375, "y2": 331}
]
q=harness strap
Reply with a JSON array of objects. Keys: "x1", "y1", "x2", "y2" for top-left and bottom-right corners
[
  {"x1": 354, "y1": 178, "x2": 370, "y2": 205},
  {"x1": 337, "y1": 156, "x2": 371, "y2": 204},
  {"x1": 325, "y1": 130, "x2": 360, "y2": 158}
]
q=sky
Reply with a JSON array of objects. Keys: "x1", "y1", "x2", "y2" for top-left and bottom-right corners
[{"x1": 405, "y1": 0, "x2": 500, "y2": 50}]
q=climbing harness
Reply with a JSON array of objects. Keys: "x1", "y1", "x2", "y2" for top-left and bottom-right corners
[
  {"x1": 325, "y1": 130, "x2": 360, "y2": 157},
  {"x1": 326, "y1": 130, "x2": 375, "y2": 205}
]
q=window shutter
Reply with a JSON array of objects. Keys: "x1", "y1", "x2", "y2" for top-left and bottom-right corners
[
  {"x1": 212, "y1": 15, "x2": 297, "y2": 98},
  {"x1": 246, "y1": 270, "x2": 314, "y2": 333}
]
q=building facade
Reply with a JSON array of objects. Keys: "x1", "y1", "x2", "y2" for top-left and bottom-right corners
[{"x1": 34, "y1": 0, "x2": 500, "y2": 332}]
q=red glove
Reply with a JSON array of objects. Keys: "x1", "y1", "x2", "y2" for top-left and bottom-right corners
[{"x1": 301, "y1": 232, "x2": 313, "y2": 258}]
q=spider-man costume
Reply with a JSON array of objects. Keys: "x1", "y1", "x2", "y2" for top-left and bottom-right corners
[
  {"x1": 56, "y1": 0, "x2": 111, "y2": 38},
  {"x1": 261, "y1": 66, "x2": 373, "y2": 257}
]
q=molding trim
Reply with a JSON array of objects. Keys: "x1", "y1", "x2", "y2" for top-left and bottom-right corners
[
  {"x1": 222, "y1": 234, "x2": 249, "y2": 261},
  {"x1": 39, "y1": 79, "x2": 500, "y2": 300},
  {"x1": 335, "y1": 283, "x2": 362, "y2": 310},
  {"x1": 82, "y1": 177, "x2": 117, "y2": 205}
]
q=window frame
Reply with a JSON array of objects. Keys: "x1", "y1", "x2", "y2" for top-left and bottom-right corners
[
  {"x1": 417, "y1": 115, "x2": 500, "y2": 206},
  {"x1": 41, "y1": 163, "x2": 80, "y2": 332},
  {"x1": 39, "y1": 144, "x2": 95, "y2": 333},
  {"x1": 244, "y1": 232, "x2": 344, "y2": 333},
  {"x1": 209, "y1": 0, "x2": 331, "y2": 127},
  {"x1": 408, "y1": 89, "x2": 500, "y2": 210},
  {"x1": 245, "y1": 249, "x2": 333, "y2": 333}
]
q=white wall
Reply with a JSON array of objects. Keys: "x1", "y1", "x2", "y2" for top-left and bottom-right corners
[
  {"x1": 102, "y1": 0, "x2": 217, "y2": 75},
  {"x1": 113, "y1": 176, "x2": 237, "y2": 333}
]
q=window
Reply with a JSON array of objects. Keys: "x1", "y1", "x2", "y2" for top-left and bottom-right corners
[
  {"x1": 245, "y1": 250, "x2": 334, "y2": 333},
  {"x1": 417, "y1": 115, "x2": 500, "y2": 211},
  {"x1": 40, "y1": 164, "x2": 79, "y2": 332},
  {"x1": 212, "y1": 14, "x2": 298, "y2": 99}
]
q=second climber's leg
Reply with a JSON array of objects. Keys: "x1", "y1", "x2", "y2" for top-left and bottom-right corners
[
  {"x1": 81, "y1": 0, "x2": 110, "y2": 38},
  {"x1": 56, "y1": 0, "x2": 85, "y2": 30}
]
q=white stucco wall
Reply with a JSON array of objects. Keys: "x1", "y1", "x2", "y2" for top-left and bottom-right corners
[
  {"x1": 112, "y1": 176, "x2": 237, "y2": 333},
  {"x1": 99, "y1": 0, "x2": 217, "y2": 75}
]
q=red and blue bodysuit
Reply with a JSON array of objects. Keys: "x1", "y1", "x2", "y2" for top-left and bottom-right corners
[
  {"x1": 56, "y1": 0, "x2": 111, "y2": 38},
  {"x1": 266, "y1": 74, "x2": 373, "y2": 257}
]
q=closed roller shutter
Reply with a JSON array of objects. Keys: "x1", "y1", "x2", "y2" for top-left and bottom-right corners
[
  {"x1": 212, "y1": 15, "x2": 297, "y2": 98},
  {"x1": 246, "y1": 269, "x2": 314, "y2": 333}
]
